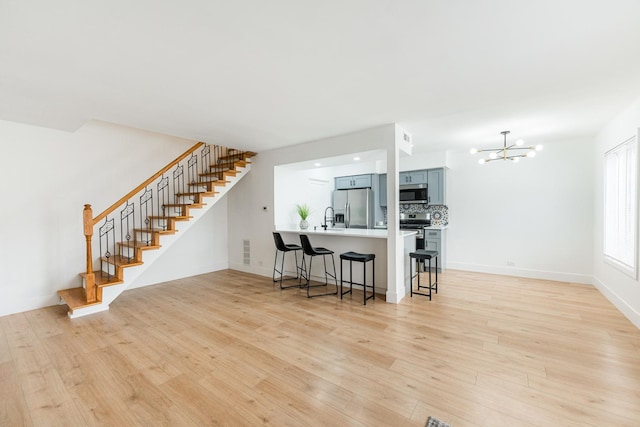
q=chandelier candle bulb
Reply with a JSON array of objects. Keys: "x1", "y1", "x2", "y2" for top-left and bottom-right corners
[{"x1": 470, "y1": 130, "x2": 543, "y2": 164}]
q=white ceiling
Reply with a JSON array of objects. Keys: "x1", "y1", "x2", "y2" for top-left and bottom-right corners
[{"x1": 2, "y1": 0, "x2": 640, "y2": 153}]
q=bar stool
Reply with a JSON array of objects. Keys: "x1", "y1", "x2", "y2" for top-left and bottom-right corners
[
  {"x1": 272, "y1": 232, "x2": 303, "y2": 289},
  {"x1": 299, "y1": 234, "x2": 338, "y2": 298},
  {"x1": 340, "y1": 252, "x2": 375, "y2": 305},
  {"x1": 409, "y1": 249, "x2": 439, "y2": 299}
]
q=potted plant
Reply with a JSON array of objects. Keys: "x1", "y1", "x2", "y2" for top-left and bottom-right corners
[{"x1": 296, "y1": 203, "x2": 311, "y2": 230}]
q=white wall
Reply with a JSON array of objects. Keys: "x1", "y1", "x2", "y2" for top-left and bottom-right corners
[
  {"x1": 400, "y1": 149, "x2": 448, "y2": 170},
  {"x1": 130, "y1": 196, "x2": 229, "y2": 289},
  {"x1": 0, "y1": 119, "x2": 229, "y2": 317},
  {"x1": 446, "y1": 137, "x2": 594, "y2": 284},
  {"x1": 593, "y1": 97, "x2": 640, "y2": 328}
]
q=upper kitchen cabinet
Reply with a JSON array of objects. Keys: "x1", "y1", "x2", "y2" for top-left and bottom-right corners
[
  {"x1": 335, "y1": 174, "x2": 373, "y2": 189},
  {"x1": 379, "y1": 174, "x2": 387, "y2": 207},
  {"x1": 399, "y1": 170, "x2": 427, "y2": 185},
  {"x1": 427, "y1": 168, "x2": 445, "y2": 205}
]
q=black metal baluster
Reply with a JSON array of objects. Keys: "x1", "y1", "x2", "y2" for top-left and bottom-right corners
[
  {"x1": 139, "y1": 187, "x2": 153, "y2": 245},
  {"x1": 201, "y1": 145, "x2": 210, "y2": 177},
  {"x1": 120, "y1": 201, "x2": 135, "y2": 262},
  {"x1": 157, "y1": 175, "x2": 169, "y2": 230},
  {"x1": 187, "y1": 153, "x2": 198, "y2": 203},
  {"x1": 99, "y1": 217, "x2": 115, "y2": 280},
  {"x1": 172, "y1": 164, "x2": 184, "y2": 215}
]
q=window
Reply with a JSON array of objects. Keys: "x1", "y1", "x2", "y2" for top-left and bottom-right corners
[{"x1": 604, "y1": 136, "x2": 637, "y2": 277}]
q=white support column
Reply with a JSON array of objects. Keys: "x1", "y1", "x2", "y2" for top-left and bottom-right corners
[{"x1": 385, "y1": 125, "x2": 408, "y2": 303}]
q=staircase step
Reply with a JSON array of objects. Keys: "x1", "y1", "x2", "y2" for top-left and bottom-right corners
[
  {"x1": 175, "y1": 191, "x2": 205, "y2": 197},
  {"x1": 199, "y1": 171, "x2": 224, "y2": 178},
  {"x1": 117, "y1": 240, "x2": 161, "y2": 250},
  {"x1": 207, "y1": 165, "x2": 232, "y2": 171},
  {"x1": 58, "y1": 287, "x2": 101, "y2": 311},
  {"x1": 163, "y1": 203, "x2": 195, "y2": 209},
  {"x1": 175, "y1": 190, "x2": 215, "y2": 199},
  {"x1": 148, "y1": 215, "x2": 191, "y2": 221},
  {"x1": 101, "y1": 254, "x2": 144, "y2": 267},
  {"x1": 188, "y1": 181, "x2": 226, "y2": 192},
  {"x1": 81, "y1": 271, "x2": 124, "y2": 287},
  {"x1": 133, "y1": 227, "x2": 176, "y2": 235},
  {"x1": 175, "y1": 192, "x2": 207, "y2": 202},
  {"x1": 217, "y1": 151, "x2": 257, "y2": 161}
]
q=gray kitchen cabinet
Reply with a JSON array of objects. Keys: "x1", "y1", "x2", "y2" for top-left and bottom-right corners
[
  {"x1": 427, "y1": 168, "x2": 445, "y2": 205},
  {"x1": 335, "y1": 174, "x2": 373, "y2": 189},
  {"x1": 424, "y1": 229, "x2": 445, "y2": 272},
  {"x1": 399, "y1": 170, "x2": 428, "y2": 185},
  {"x1": 379, "y1": 174, "x2": 387, "y2": 207}
]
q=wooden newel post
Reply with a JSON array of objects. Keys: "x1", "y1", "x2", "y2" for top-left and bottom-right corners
[{"x1": 83, "y1": 204, "x2": 97, "y2": 303}]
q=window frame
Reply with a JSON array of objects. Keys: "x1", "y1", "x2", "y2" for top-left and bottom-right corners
[{"x1": 603, "y1": 134, "x2": 638, "y2": 278}]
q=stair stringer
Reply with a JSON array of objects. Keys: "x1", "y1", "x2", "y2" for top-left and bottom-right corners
[{"x1": 67, "y1": 162, "x2": 251, "y2": 318}]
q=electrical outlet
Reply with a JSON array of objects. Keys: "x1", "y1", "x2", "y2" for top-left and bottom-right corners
[{"x1": 507, "y1": 260, "x2": 515, "y2": 266}]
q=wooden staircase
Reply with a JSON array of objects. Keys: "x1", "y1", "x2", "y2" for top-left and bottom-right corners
[{"x1": 58, "y1": 143, "x2": 255, "y2": 318}]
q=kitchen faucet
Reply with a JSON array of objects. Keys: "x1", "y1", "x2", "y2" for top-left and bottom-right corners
[{"x1": 322, "y1": 206, "x2": 335, "y2": 230}]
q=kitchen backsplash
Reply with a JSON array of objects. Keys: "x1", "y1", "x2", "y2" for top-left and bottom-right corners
[{"x1": 383, "y1": 204, "x2": 449, "y2": 226}]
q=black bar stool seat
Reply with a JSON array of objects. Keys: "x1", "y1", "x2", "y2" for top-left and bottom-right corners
[
  {"x1": 272, "y1": 232, "x2": 303, "y2": 289},
  {"x1": 340, "y1": 251, "x2": 375, "y2": 305},
  {"x1": 299, "y1": 234, "x2": 338, "y2": 298},
  {"x1": 409, "y1": 249, "x2": 439, "y2": 299}
]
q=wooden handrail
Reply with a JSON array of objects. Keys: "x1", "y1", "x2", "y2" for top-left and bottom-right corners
[{"x1": 92, "y1": 141, "x2": 205, "y2": 225}]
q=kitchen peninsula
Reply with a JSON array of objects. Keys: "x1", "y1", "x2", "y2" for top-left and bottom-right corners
[{"x1": 276, "y1": 227, "x2": 417, "y2": 298}]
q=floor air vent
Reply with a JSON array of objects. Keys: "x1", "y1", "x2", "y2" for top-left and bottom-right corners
[{"x1": 243, "y1": 240, "x2": 250, "y2": 265}]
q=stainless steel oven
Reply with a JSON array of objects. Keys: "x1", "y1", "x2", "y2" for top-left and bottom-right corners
[{"x1": 399, "y1": 213, "x2": 431, "y2": 249}]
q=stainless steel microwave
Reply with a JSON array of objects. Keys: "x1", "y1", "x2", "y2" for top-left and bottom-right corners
[{"x1": 399, "y1": 184, "x2": 428, "y2": 203}]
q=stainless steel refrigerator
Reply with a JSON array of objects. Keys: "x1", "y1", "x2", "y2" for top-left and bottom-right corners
[{"x1": 332, "y1": 188, "x2": 374, "y2": 229}]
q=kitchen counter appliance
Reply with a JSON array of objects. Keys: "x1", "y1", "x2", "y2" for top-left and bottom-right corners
[
  {"x1": 399, "y1": 183, "x2": 429, "y2": 204},
  {"x1": 333, "y1": 188, "x2": 374, "y2": 229},
  {"x1": 399, "y1": 213, "x2": 431, "y2": 249}
]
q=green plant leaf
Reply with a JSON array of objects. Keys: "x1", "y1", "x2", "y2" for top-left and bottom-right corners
[{"x1": 296, "y1": 203, "x2": 311, "y2": 220}]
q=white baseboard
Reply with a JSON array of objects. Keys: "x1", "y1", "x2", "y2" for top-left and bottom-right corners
[
  {"x1": 229, "y1": 263, "x2": 273, "y2": 278},
  {"x1": 592, "y1": 276, "x2": 640, "y2": 330},
  {"x1": 446, "y1": 261, "x2": 593, "y2": 285},
  {"x1": 0, "y1": 295, "x2": 59, "y2": 318}
]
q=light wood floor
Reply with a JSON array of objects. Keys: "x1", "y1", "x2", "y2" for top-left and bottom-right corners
[{"x1": 2, "y1": 269, "x2": 640, "y2": 426}]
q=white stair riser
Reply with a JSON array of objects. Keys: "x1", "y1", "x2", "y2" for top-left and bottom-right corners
[
  {"x1": 135, "y1": 231, "x2": 156, "y2": 245},
  {"x1": 149, "y1": 217, "x2": 174, "y2": 229},
  {"x1": 100, "y1": 260, "x2": 118, "y2": 276},
  {"x1": 174, "y1": 194, "x2": 199, "y2": 204},
  {"x1": 162, "y1": 206, "x2": 186, "y2": 217}
]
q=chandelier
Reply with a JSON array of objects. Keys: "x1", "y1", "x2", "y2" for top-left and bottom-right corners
[{"x1": 470, "y1": 131, "x2": 543, "y2": 164}]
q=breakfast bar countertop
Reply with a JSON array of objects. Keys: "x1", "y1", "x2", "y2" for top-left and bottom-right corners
[
  {"x1": 275, "y1": 226, "x2": 417, "y2": 239},
  {"x1": 424, "y1": 225, "x2": 449, "y2": 230}
]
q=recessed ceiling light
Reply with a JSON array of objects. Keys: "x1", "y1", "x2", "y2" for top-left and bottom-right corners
[
  {"x1": 314, "y1": 162, "x2": 321, "y2": 167},
  {"x1": 353, "y1": 157, "x2": 360, "y2": 161}
]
